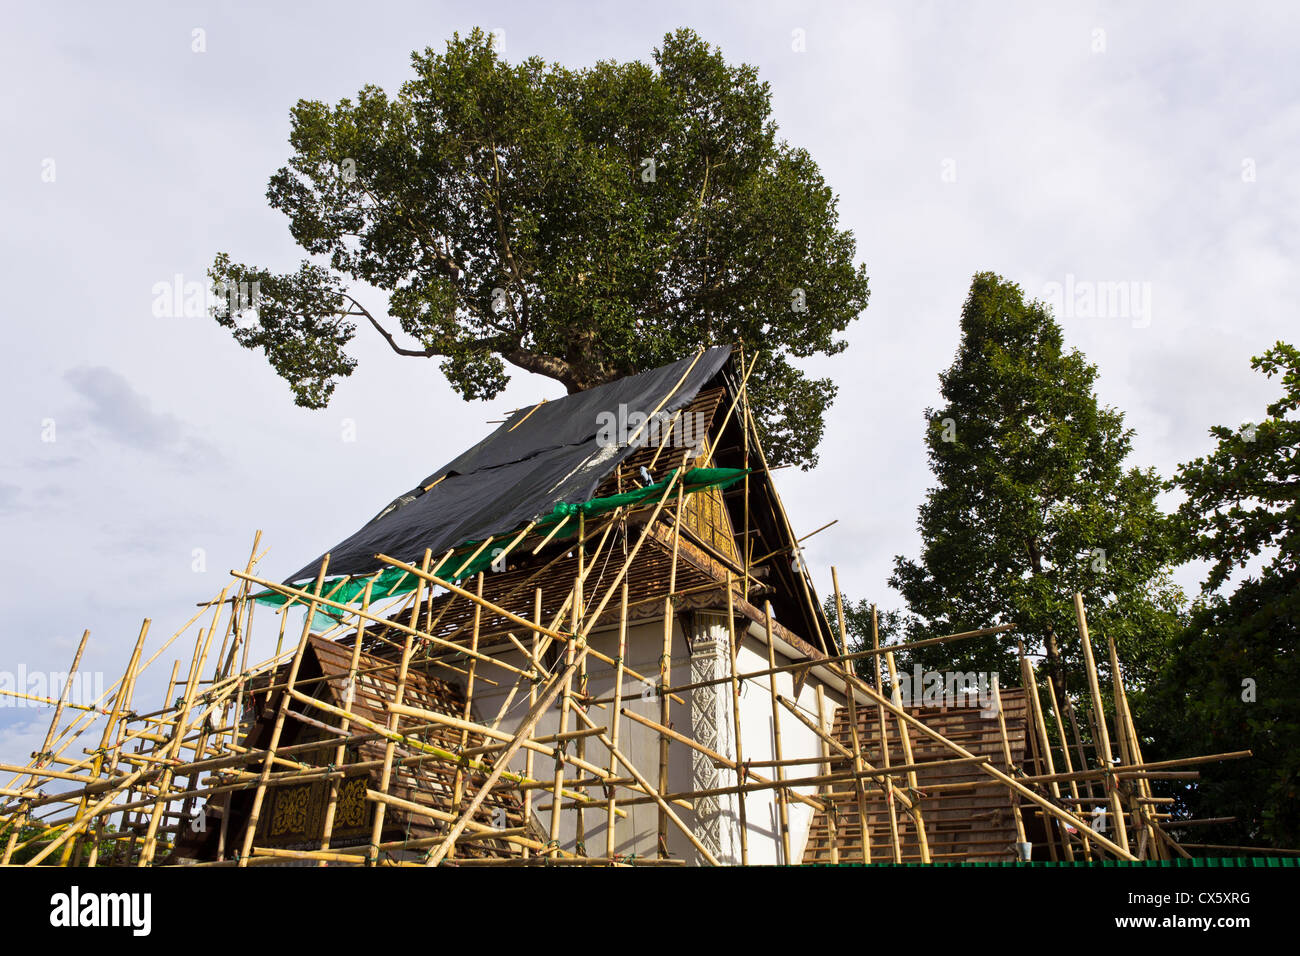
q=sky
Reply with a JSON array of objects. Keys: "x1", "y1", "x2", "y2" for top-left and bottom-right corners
[{"x1": 1, "y1": 0, "x2": 1297, "y2": 763}]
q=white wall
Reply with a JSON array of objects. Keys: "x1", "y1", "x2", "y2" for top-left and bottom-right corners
[{"x1": 468, "y1": 614, "x2": 841, "y2": 865}]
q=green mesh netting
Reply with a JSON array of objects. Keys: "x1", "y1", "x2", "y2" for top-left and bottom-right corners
[{"x1": 254, "y1": 466, "x2": 748, "y2": 627}]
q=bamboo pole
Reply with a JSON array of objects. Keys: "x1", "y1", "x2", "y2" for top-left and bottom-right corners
[
  {"x1": 525, "y1": 588, "x2": 541, "y2": 857},
  {"x1": 765, "y1": 600, "x2": 792, "y2": 863},
  {"x1": 815, "y1": 684, "x2": 838, "y2": 864},
  {"x1": 566, "y1": 705, "x2": 719, "y2": 865},
  {"x1": 574, "y1": 514, "x2": 587, "y2": 855},
  {"x1": 1106, "y1": 633, "x2": 1162, "y2": 859},
  {"x1": 605, "y1": 578, "x2": 629, "y2": 858},
  {"x1": 548, "y1": 604, "x2": 577, "y2": 858},
  {"x1": 992, "y1": 675, "x2": 1028, "y2": 857},
  {"x1": 725, "y1": 573, "x2": 749, "y2": 864},
  {"x1": 657, "y1": 484, "x2": 685, "y2": 857},
  {"x1": 3, "y1": 627, "x2": 95, "y2": 864},
  {"x1": 236, "y1": 558, "x2": 329, "y2": 867},
  {"x1": 449, "y1": 572, "x2": 485, "y2": 859},
  {"x1": 138, "y1": 600, "x2": 222, "y2": 866},
  {"x1": 830, "y1": 568, "x2": 871, "y2": 862},
  {"x1": 318, "y1": 579, "x2": 372, "y2": 861},
  {"x1": 1019, "y1": 643, "x2": 1072, "y2": 861},
  {"x1": 883, "y1": 651, "x2": 930, "y2": 863},
  {"x1": 1044, "y1": 673, "x2": 1091, "y2": 860},
  {"x1": 1074, "y1": 593, "x2": 1129, "y2": 854},
  {"x1": 87, "y1": 620, "x2": 151, "y2": 868},
  {"x1": 872, "y1": 606, "x2": 901, "y2": 862},
  {"x1": 774, "y1": 695, "x2": 915, "y2": 812},
  {"x1": 618, "y1": 707, "x2": 823, "y2": 813},
  {"x1": 366, "y1": 549, "x2": 430, "y2": 866}
]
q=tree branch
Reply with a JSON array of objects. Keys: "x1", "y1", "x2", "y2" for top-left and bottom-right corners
[{"x1": 343, "y1": 294, "x2": 437, "y2": 358}]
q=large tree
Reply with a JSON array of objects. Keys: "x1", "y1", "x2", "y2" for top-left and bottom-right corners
[
  {"x1": 209, "y1": 28, "x2": 869, "y2": 468},
  {"x1": 889, "y1": 272, "x2": 1182, "y2": 691},
  {"x1": 1147, "y1": 342, "x2": 1300, "y2": 848}
]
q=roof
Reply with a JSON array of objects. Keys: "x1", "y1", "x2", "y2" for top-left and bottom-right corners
[{"x1": 287, "y1": 346, "x2": 733, "y2": 582}]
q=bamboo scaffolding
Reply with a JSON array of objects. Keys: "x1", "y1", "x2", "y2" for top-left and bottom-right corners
[{"x1": 2, "y1": 363, "x2": 1233, "y2": 871}]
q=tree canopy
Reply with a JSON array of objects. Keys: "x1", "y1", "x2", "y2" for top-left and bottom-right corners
[
  {"x1": 210, "y1": 27, "x2": 869, "y2": 468},
  {"x1": 888, "y1": 272, "x2": 1182, "y2": 690},
  {"x1": 1146, "y1": 342, "x2": 1300, "y2": 847}
]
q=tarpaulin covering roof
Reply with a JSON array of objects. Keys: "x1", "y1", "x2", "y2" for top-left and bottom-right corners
[{"x1": 285, "y1": 346, "x2": 733, "y2": 584}]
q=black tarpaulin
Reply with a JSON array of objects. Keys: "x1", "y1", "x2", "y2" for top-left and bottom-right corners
[{"x1": 285, "y1": 346, "x2": 733, "y2": 582}]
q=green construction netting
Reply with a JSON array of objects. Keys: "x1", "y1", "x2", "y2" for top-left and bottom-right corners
[{"x1": 254, "y1": 466, "x2": 748, "y2": 628}]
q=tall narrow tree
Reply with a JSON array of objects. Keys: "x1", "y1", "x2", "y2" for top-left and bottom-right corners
[{"x1": 890, "y1": 272, "x2": 1181, "y2": 692}]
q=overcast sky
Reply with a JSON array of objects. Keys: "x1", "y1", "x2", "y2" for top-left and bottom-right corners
[{"x1": 2, "y1": 1, "x2": 1297, "y2": 762}]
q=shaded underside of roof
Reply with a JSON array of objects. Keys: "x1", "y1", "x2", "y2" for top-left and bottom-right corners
[{"x1": 286, "y1": 346, "x2": 733, "y2": 583}]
